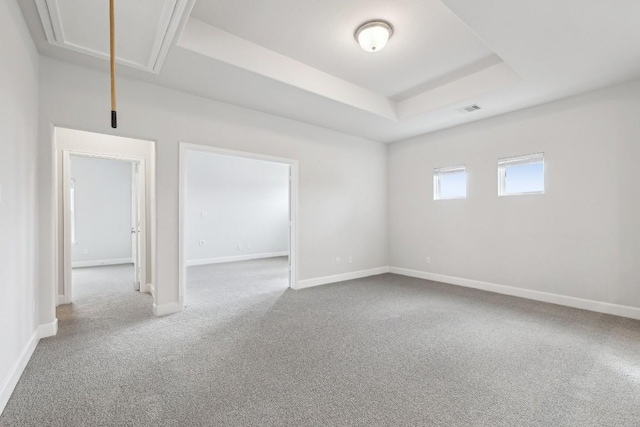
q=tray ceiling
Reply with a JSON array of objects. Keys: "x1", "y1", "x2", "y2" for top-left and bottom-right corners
[
  {"x1": 190, "y1": 0, "x2": 497, "y2": 99},
  {"x1": 18, "y1": 0, "x2": 640, "y2": 143}
]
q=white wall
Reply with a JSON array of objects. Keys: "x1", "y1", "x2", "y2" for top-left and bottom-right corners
[
  {"x1": 38, "y1": 57, "x2": 389, "y2": 320},
  {"x1": 389, "y1": 78, "x2": 640, "y2": 310},
  {"x1": 71, "y1": 156, "x2": 133, "y2": 266},
  {"x1": 0, "y1": 0, "x2": 40, "y2": 414},
  {"x1": 54, "y1": 128, "x2": 155, "y2": 297},
  {"x1": 186, "y1": 152, "x2": 289, "y2": 264}
]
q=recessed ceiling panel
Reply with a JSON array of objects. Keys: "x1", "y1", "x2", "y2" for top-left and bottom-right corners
[
  {"x1": 190, "y1": 0, "x2": 496, "y2": 98},
  {"x1": 36, "y1": 0, "x2": 188, "y2": 73}
]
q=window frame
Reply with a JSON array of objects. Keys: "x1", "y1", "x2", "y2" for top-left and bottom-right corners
[
  {"x1": 497, "y1": 152, "x2": 545, "y2": 197},
  {"x1": 433, "y1": 165, "x2": 467, "y2": 201}
]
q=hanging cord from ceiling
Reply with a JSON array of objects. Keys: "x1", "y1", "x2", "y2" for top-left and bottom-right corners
[{"x1": 110, "y1": 0, "x2": 117, "y2": 128}]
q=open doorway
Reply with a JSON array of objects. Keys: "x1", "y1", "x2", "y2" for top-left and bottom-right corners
[
  {"x1": 54, "y1": 127, "x2": 155, "y2": 314},
  {"x1": 65, "y1": 154, "x2": 145, "y2": 302},
  {"x1": 179, "y1": 144, "x2": 298, "y2": 309}
]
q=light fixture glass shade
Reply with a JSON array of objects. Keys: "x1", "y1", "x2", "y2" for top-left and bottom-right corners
[{"x1": 355, "y1": 20, "x2": 393, "y2": 53}]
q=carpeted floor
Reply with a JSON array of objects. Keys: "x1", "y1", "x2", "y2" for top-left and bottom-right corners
[{"x1": 1, "y1": 258, "x2": 640, "y2": 426}]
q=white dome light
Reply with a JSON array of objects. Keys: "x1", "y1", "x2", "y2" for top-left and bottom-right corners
[{"x1": 355, "y1": 20, "x2": 393, "y2": 53}]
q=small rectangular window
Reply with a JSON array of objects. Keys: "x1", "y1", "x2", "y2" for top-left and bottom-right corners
[
  {"x1": 434, "y1": 165, "x2": 467, "y2": 200},
  {"x1": 498, "y1": 153, "x2": 544, "y2": 196}
]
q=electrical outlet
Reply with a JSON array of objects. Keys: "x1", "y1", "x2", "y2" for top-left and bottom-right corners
[
  {"x1": 237, "y1": 243, "x2": 243, "y2": 251},
  {"x1": 83, "y1": 249, "x2": 89, "y2": 255},
  {"x1": 335, "y1": 257, "x2": 341, "y2": 266},
  {"x1": 426, "y1": 256, "x2": 431, "y2": 264},
  {"x1": 348, "y1": 256, "x2": 353, "y2": 264},
  {"x1": 247, "y1": 243, "x2": 252, "y2": 249},
  {"x1": 201, "y1": 211, "x2": 208, "y2": 218},
  {"x1": 199, "y1": 240, "x2": 206, "y2": 246}
]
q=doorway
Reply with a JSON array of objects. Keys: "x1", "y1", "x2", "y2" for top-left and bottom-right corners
[
  {"x1": 54, "y1": 127, "x2": 155, "y2": 311},
  {"x1": 64, "y1": 154, "x2": 146, "y2": 302},
  {"x1": 178, "y1": 143, "x2": 299, "y2": 309}
]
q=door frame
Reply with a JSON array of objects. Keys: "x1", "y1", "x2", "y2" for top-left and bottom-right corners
[
  {"x1": 61, "y1": 150, "x2": 147, "y2": 303},
  {"x1": 178, "y1": 142, "x2": 300, "y2": 309}
]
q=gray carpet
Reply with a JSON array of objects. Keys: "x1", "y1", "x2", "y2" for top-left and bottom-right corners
[{"x1": 2, "y1": 258, "x2": 640, "y2": 426}]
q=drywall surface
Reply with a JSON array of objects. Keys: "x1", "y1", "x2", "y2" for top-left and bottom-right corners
[
  {"x1": 53, "y1": 128, "x2": 154, "y2": 296},
  {"x1": 186, "y1": 152, "x2": 289, "y2": 263},
  {"x1": 0, "y1": 0, "x2": 39, "y2": 414},
  {"x1": 38, "y1": 58, "x2": 388, "y2": 319},
  {"x1": 71, "y1": 156, "x2": 133, "y2": 266},
  {"x1": 389, "y1": 78, "x2": 640, "y2": 308}
]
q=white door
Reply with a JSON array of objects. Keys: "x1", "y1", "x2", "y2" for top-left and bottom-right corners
[
  {"x1": 131, "y1": 161, "x2": 146, "y2": 291},
  {"x1": 131, "y1": 162, "x2": 139, "y2": 290}
]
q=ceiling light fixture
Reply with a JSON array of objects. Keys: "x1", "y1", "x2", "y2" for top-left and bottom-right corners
[{"x1": 355, "y1": 20, "x2": 393, "y2": 53}]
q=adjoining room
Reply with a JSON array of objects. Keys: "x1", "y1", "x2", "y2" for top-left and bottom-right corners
[
  {"x1": 68, "y1": 155, "x2": 139, "y2": 303},
  {"x1": 183, "y1": 149, "x2": 293, "y2": 307}
]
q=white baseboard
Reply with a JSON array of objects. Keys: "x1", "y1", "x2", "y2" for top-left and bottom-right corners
[
  {"x1": 0, "y1": 331, "x2": 38, "y2": 416},
  {"x1": 389, "y1": 267, "x2": 640, "y2": 321},
  {"x1": 149, "y1": 283, "x2": 156, "y2": 298},
  {"x1": 152, "y1": 302, "x2": 183, "y2": 317},
  {"x1": 140, "y1": 283, "x2": 152, "y2": 294},
  {"x1": 57, "y1": 294, "x2": 71, "y2": 305},
  {"x1": 38, "y1": 319, "x2": 58, "y2": 338},
  {"x1": 297, "y1": 266, "x2": 390, "y2": 290},
  {"x1": 72, "y1": 258, "x2": 134, "y2": 268},
  {"x1": 186, "y1": 251, "x2": 288, "y2": 267}
]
